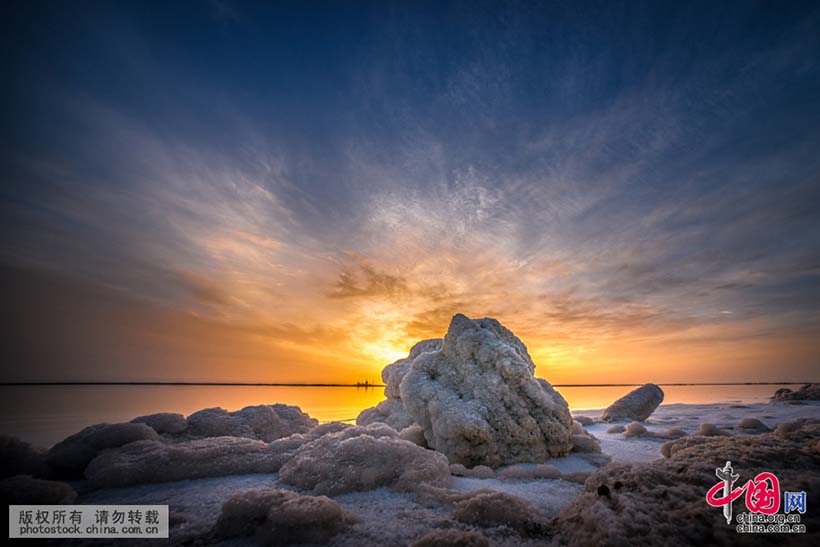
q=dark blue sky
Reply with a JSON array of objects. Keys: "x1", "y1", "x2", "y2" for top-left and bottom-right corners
[{"x1": 2, "y1": 0, "x2": 819, "y2": 382}]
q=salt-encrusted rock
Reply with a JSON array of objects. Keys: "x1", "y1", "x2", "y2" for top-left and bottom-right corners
[
  {"x1": 0, "y1": 435, "x2": 49, "y2": 478},
  {"x1": 384, "y1": 339, "x2": 443, "y2": 399},
  {"x1": 773, "y1": 418, "x2": 820, "y2": 443},
  {"x1": 264, "y1": 421, "x2": 355, "y2": 471},
  {"x1": 606, "y1": 424, "x2": 626, "y2": 434},
  {"x1": 84, "y1": 436, "x2": 283, "y2": 488},
  {"x1": 772, "y1": 383, "x2": 820, "y2": 401},
  {"x1": 130, "y1": 412, "x2": 188, "y2": 434},
  {"x1": 0, "y1": 475, "x2": 76, "y2": 505},
  {"x1": 400, "y1": 314, "x2": 573, "y2": 467},
  {"x1": 279, "y1": 423, "x2": 450, "y2": 495},
  {"x1": 737, "y1": 418, "x2": 770, "y2": 431},
  {"x1": 214, "y1": 488, "x2": 357, "y2": 546},
  {"x1": 573, "y1": 415, "x2": 594, "y2": 426},
  {"x1": 46, "y1": 422, "x2": 159, "y2": 477},
  {"x1": 411, "y1": 529, "x2": 491, "y2": 547},
  {"x1": 600, "y1": 383, "x2": 664, "y2": 422},
  {"x1": 554, "y1": 419, "x2": 820, "y2": 546},
  {"x1": 356, "y1": 398, "x2": 415, "y2": 430},
  {"x1": 186, "y1": 404, "x2": 317, "y2": 442}
]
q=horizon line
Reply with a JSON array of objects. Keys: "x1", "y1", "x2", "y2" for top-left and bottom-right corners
[{"x1": 0, "y1": 381, "x2": 814, "y2": 387}]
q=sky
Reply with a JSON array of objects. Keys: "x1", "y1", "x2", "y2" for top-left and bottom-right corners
[{"x1": 1, "y1": 0, "x2": 819, "y2": 384}]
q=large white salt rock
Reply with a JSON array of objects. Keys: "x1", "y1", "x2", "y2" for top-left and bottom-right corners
[{"x1": 400, "y1": 314, "x2": 573, "y2": 467}]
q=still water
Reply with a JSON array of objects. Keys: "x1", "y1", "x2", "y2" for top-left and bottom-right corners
[{"x1": 0, "y1": 383, "x2": 792, "y2": 447}]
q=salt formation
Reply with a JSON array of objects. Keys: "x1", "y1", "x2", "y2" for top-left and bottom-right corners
[
  {"x1": 214, "y1": 488, "x2": 358, "y2": 546},
  {"x1": 570, "y1": 420, "x2": 602, "y2": 452},
  {"x1": 697, "y1": 422, "x2": 731, "y2": 436},
  {"x1": 452, "y1": 491, "x2": 550, "y2": 536},
  {"x1": 186, "y1": 404, "x2": 317, "y2": 441},
  {"x1": 84, "y1": 436, "x2": 284, "y2": 488},
  {"x1": 623, "y1": 422, "x2": 647, "y2": 437},
  {"x1": 0, "y1": 475, "x2": 77, "y2": 505},
  {"x1": 356, "y1": 339, "x2": 442, "y2": 431},
  {"x1": 131, "y1": 412, "x2": 188, "y2": 434},
  {"x1": 355, "y1": 398, "x2": 415, "y2": 431},
  {"x1": 600, "y1": 383, "x2": 664, "y2": 422},
  {"x1": 400, "y1": 314, "x2": 573, "y2": 467},
  {"x1": 265, "y1": 422, "x2": 354, "y2": 470},
  {"x1": 46, "y1": 422, "x2": 158, "y2": 477},
  {"x1": 737, "y1": 417, "x2": 770, "y2": 431},
  {"x1": 279, "y1": 423, "x2": 450, "y2": 495},
  {"x1": 553, "y1": 418, "x2": 820, "y2": 545},
  {"x1": 772, "y1": 383, "x2": 820, "y2": 401},
  {"x1": 0, "y1": 435, "x2": 49, "y2": 478}
]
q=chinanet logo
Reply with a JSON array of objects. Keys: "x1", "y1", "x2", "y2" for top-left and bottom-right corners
[{"x1": 705, "y1": 461, "x2": 807, "y2": 534}]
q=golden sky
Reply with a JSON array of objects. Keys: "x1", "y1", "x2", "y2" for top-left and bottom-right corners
[{"x1": 3, "y1": 2, "x2": 820, "y2": 385}]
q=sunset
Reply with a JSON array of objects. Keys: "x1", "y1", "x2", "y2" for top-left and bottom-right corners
[{"x1": 2, "y1": 1, "x2": 819, "y2": 545}]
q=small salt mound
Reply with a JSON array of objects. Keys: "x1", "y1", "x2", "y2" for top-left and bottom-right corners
[
  {"x1": 498, "y1": 465, "x2": 532, "y2": 479},
  {"x1": 623, "y1": 422, "x2": 647, "y2": 437},
  {"x1": 214, "y1": 488, "x2": 357, "y2": 546},
  {"x1": 737, "y1": 418, "x2": 769, "y2": 431},
  {"x1": 533, "y1": 464, "x2": 561, "y2": 479},
  {"x1": 606, "y1": 424, "x2": 626, "y2": 434},
  {"x1": 453, "y1": 491, "x2": 550, "y2": 537},
  {"x1": 464, "y1": 465, "x2": 495, "y2": 479},
  {"x1": 656, "y1": 428, "x2": 687, "y2": 439},
  {"x1": 698, "y1": 423, "x2": 731, "y2": 436}
]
